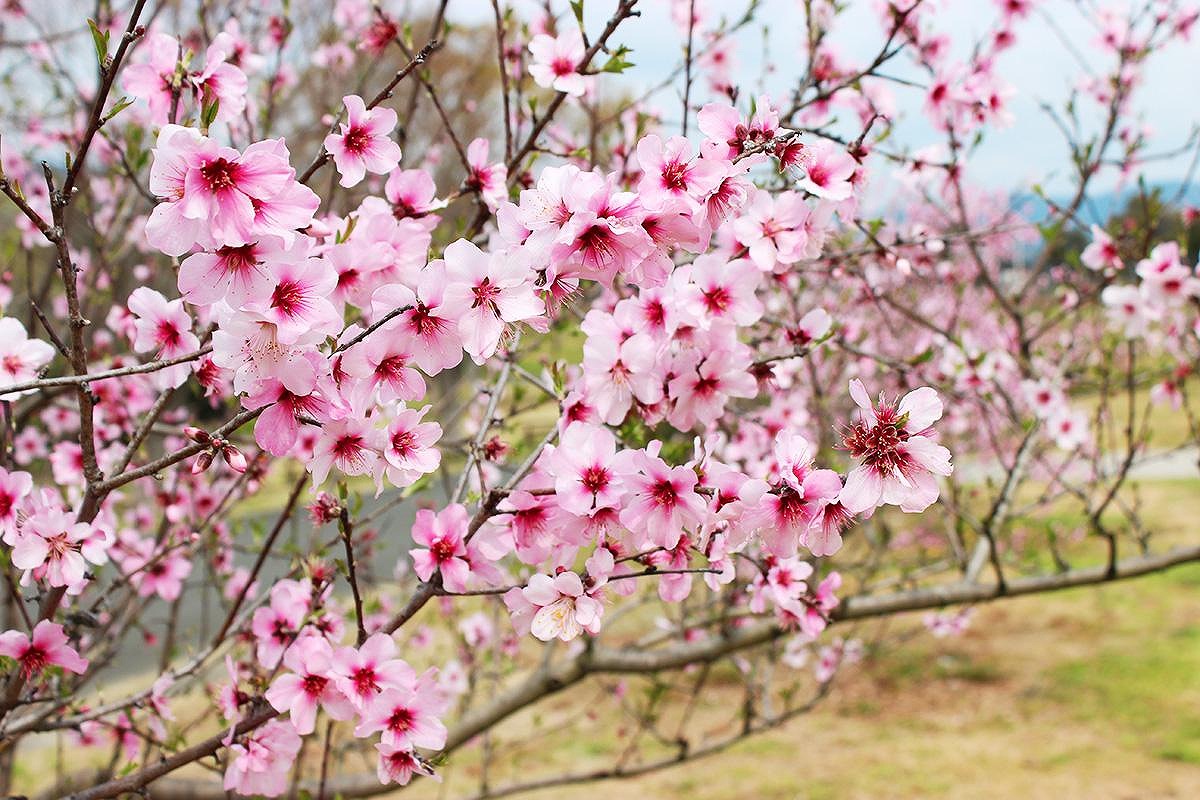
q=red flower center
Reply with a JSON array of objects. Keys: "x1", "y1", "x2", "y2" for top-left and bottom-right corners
[
  {"x1": 580, "y1": 465, "x2": 610, "y2": 494},
  {"x1": 343, "y1": 125, "x2": 371, "y2": 155},
  {"x1": 649, "y1": 478, "x2": 678, "y2": 508},
  {"x1": 200, "y1": 158, "x2": 239, "y2": 192}
]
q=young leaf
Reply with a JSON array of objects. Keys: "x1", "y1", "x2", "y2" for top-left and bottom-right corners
[
  {"x1": 601, "y1": 45, "x2": 634, "y2": 74},
  {"x1": 87, "y1": 19, "x2": 110, "y2": 67}
]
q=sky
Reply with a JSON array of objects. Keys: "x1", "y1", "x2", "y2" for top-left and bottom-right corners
[{"x1": 449, "y1": 0, "x2": 1200, "y2": 197}]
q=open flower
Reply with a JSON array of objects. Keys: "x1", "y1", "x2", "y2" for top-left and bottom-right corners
[
  {"x1": 410, "y1": 504, "x2": 471, "y2": 592},
  {"x1": 509, "y1": 571, "x2": 603, "y2": 642},
  {"x1": 11, "y1": 507, "x2": 110, "y2": 588},
  {"x1": 223, "y1": 719, "x2": 302, "y2": 798},
  {"x1": 265, "y1": 636, "x2": 355, "y2": 734},
  {"x1": 0, "y1": 620, "x2": 88, "y2": 678},
  {"x1": 837, "y1": 380, "x2": 953, "y2": 514},
  {"x1": 324, "y1": 94, "x2": 402, "y2": 187},
  {"x1": 528, "y1": 29, "x2": 588, "y2": 96}
]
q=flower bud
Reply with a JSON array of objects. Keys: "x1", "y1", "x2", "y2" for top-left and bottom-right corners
[
  {"x1": 222, "y1": 445, "x2": 247, "y2": 473},
  {"x1": 191, "y1": 450, "x2": 215, "y2": 474},
  {"x1": 183, "y1": 426, "x2": 212, "y2": 445}
]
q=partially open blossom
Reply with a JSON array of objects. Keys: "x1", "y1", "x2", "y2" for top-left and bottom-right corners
[
  {"x1": 0, "y1": 620, "x2": 88, "y2": 677},
  {"x1": 0, "y1": 317, "x2": 55, "y2": 397}
]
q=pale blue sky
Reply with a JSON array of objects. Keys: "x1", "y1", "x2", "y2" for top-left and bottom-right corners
[{"x1": 454, "y1": 0, "x2": 1199, "y2": 195}]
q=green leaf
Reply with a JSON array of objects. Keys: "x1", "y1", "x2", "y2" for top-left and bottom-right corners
[
  {"x1": 87, "y1": 19, "x2": 110, "y2": 67},
  {"x1": 601, "y1": 45, "x2": 634, "y2": 74},
  {"x1": 200, "y1": 96, "x2": 220, "y2": 130},
  {"x1": 103, "y1": 96, "x2": 135, "y2": 123},
  {"x1": 570, "y1": 0, "x2": 585, "y2": 28}
]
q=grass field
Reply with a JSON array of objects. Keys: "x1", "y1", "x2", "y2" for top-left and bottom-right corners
[{"x1": 398, "y1": 561, "x2": 1200, "y2": 800}]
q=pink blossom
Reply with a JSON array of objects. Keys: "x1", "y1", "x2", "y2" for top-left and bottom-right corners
[
  {"x1": 0, "y1": 466, "x2": 33, "y2": 538},
  {"x1": 666, "y1": 345, "x2": 758, "y2": 430},
  {"x1": 386, "y1": 169, "x2": 442, "y2": 223},
  {"x1": 223, "y1": 719, "x2": 302, "y2": 798},
  {"x1": 210, "y1": 312, "x2": 323, "y2": 396},
  {"x1": 732, "y1": 189, "x2": 811, "y2": 271},
  {"x1": 837, "y1": 380, "x2": 953, "y2": 514},
  {"x1": 1047, "y1": 408, "x2": 1090, "y2": 451},
  {"x1": 697, "y1": 97, "x2": 779, "y2": 159},
  {"x1": 382, "y1": 404, "x2": 443, "y2": 487},
  {"x1": 242, "y1": 371, "x2": 344, "y2": 457},
  {"x1": 191, "y1": 32, "x2": 250, "y2": 123},
  {"x1": 680, "y1": 255, "x2": 763, "y2": 328},
  {"x1": 372, "y1": 269, "x2": 465, "y2": 375},
  {"x1": 516, "y1": 571, "x2": 604, "y2": 641},
  {"x1": 355, "y1": 670, "x2": 448, "y2": 750},
  {"x1": 746, "y1": 433, "x2": 845, "y2": 556},
  {"x1": 617, "y1": 448, "x2": 707, "y2": 548},
  {"x1": 121, "y1": 33, "x2": 182, "y2": 123},
  {"x1": 636, "y1": 134, "x2": 726, "y2": 213},
  {"x1": 324, "y1": 94, "x2": 403, "y2": 188},
  {"x1": 464, "y1": 138, "x2": 508, "y2": 211},
  {"x1": 543, "y1": 422, "x2": 622, "y2": 516},
  {"x1": 178, "y1": 237, "x2": 301, "y2": 308},
  {"x1": 410, "y1": 504, "x2": 471, "y2": 592},
  {"x1": 242, "y1": 254, "x2": 341, "y2": 343},
  {"x1": 127, "y1": 288, "x2": 200, "y2": 389},
  {"x1": 442, "y1": 239, "x2": 544, "y2": 364},
  {"x1": 145, "y1": 126, "x2": 315, "y2": 256},
  {"x1": 582, "y1": 322, "x2": 663, "y2": 425},
  {"x1": 1100, "y1": 284, "x2": 1159, "y2": 337},
  {"x1": 795, "y1": 141, "x2": 856, "y2": 201},
  {"x1": 124, "y1": 539, "x2": 192, "y2": 601},
  {"x1": 528, "y1": 29, "x2": 588, "y2": 97},
  {"x1": 0, "y1": 620, "x2": 88, "y2": 677},
  {"x1": 250, "y1": 579, "x2": 312, "y2": 668},
  {"x1": 1081, "y1": 224, "x2": 1122, "y2": 272},
  {"x1": 12, "y1": 507, "x2": 109, "y2": 588},
  {"x1": 309, "y1": 418, "x2": 384, "y2": 488},
  {"x1": 342, "y1": 330, "x2": 427, "y2": 406},
  {"x1": 376, "y1": 743, "x2": 436, "y2": 786},
  {"x1": 265, "y1": 635, "x2": 355, "y2": 734},
  {"x1": 0, "y1": 318, "x2": 55, "y2": 397},
  {"x1": 331, "y1": 632, "x2": 415, "y2": 710}
]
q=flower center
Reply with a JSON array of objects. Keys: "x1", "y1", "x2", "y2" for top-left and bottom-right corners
[
  {"x1": 703, "y1": 286, "x2": 731, "y2": 313},
  {"x1": 551, "y1": 56, "x2": 575, "y2": 77},
  {"x1": 430, "y1": 537, "x2": 458, "y2": 563},
  {"x1": 842, "y1": 416, "x2": 910, "y2": 473},
  {"x1": 343, "y1": 125, "x2": 371, "y2": 154},
  {"x1": 302, "y1": 673, "x2": 328, "y2": 698},
  {"x1": 200, "y1": 158, "x2": 239, "y2": 192},
  {"x1": 390, "y1": 429, "x2": 416, "y2": 458},
  {"x1": 471, "y1": 278, "x2": 501, "y2": 311},
  {"x1": 580, "y1": 465, "x2": 610, "y2": 495},
  {"x1": 20, "y1": 645, "x2": 47, "y2": 677},
  {"x1": 661, "y1": 160, "x2": 690, "y2": 192},
  {"x1": 387, "y1": 706, "x2": 415, "y2": 733},
  {"x1": 270, "y1": 279, "x2": 307, "y2": 317},
  {"x1": 649, "y1": 479, "x2": 678, "y2": 508}
]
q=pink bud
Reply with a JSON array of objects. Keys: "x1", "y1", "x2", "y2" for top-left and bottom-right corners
[
  {"x1": 191, "y1": 450, "x2": 215, "y2": 474},
  {"x1": 222, "y1": 446, "x2": 247, "y2": 473},
  {"x1": 183, "y1": 426, "x2": 212, "y2": 445}
]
